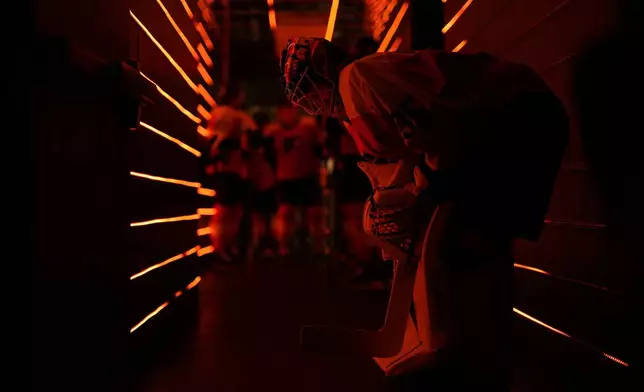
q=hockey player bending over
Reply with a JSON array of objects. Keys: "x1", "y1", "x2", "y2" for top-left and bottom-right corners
[{"x1": 279, "y1": 37, "x2": 568, "y2": 389}]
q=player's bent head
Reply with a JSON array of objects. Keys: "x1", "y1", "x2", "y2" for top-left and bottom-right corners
[{"x1": 279, "y1": 37, "x2": 348, "y2": 117}]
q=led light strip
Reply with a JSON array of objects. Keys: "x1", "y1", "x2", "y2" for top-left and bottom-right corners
[
  {"x1": 377, "y1": 1, "x2": 409, "y2": 52},
  {"x1": 267, "y1": 0, "x2": 277, "y2": 31},
  {"x1": 452, "y1": 39, "x2": 467, "y2": 52},
  {"x1": 195, "y1": 22, "x2": 214, "y2": 50},
  {"x1": 156, "y1": 0, "x2": 199, "y2": 60},
  {"x1": 138, "y1": 121, "x2": 202, "y2": 157},
  {"x1": 130, "y1": 10, "x2": 198, "y2": 92},
  {"x1": 130, "y1": 276, "x2": 202, "y2": 333},
  {"x1": 324, "y1": 0, "x2": 341, "y2": 41},
  {"x1": 513, "y1": 307, "x2": 628, "y2": 367},
  {"x1": 130, "y1": 246, "x2": 200, "y2": 280},
  {"x1": 139, "y1": 72, "x2": 201, "y2": 123},
  {"x1": 442, "y1": 0, "x2": 473, "y2": 34},
  {"x1": 131, "y1": 214, "x2": 200, "y2": 227}
]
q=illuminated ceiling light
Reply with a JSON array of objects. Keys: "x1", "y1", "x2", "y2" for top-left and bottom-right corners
[
  {"x1": 156, "y1": 0, "x2": 200, "y2": 61},
  {"x1": 442, "y1": 0, "x2": 473, "y2": 34},
  {"x1": 186, "y1": 276, "x2": 202, "y2": 289},
  {"x1": 130, "y1": 171, "x2": 201, "y2": 188},
  {"x1": 452, "y1": 39, "x2": 467, "y2": 52},
  {"x1": 130, "y1": 213, "x2": 200, "y2": 227},
  {"x1": 197, "y1": 187, "x2": 216, "y2": 197},
  {"x1": 138, "y1": 121, "x2": 202, "y2": 157},
  {"x1": 197, "y1": 43, "x2": 214, "y2": 68},
  {"x1": 388, "y1": 37, "x2": 402, "y2": 52},
  {"x1": 195, "y1": 22, "x2": 214, "y2": 50},
  {"x1": 267, "y1": 0, "x2": 277, "y2": 31},
  {"x1": 130, "y1": 246, "x2": 201, "y2": 280},
  {"x1": 513, "y1": 307, "x2": 629, "y2": 367},
  {"x1": 139, "y1": 72, "x2": 201, "y2": 123},
  {"x1": 198, "y1": 84, "x2": 217, "y2": 107},
  {"x1": 197, "y1": 208, "x2": 217, "y2": 216},
  {"x1": 130, "y1": 302, "x2": 169, "y2": 332},
  {"x1": 377, "y1": 1, "x2": 409, "y2": 52},
  {"x1": 197, "y1": 246, "x2": 215, "y2": 257},
  {"x1": 197, "y1": 227, "x2": 214, "y2": 236},
  {"x1": 325, "y1": 0, "x2": 341, "y2": 41},
  {"x1": 130, "y1": 11, "x2": 198, "y2": 92},
  {"x1": 197, "y1": 63, "x2": 215, "y2": 86},
  {"x1": 180, "y1": 0, "x2": 195, "y2": 20},
  {"x1": 197, "y1": 105, "x2": 212, "y2": 120}
]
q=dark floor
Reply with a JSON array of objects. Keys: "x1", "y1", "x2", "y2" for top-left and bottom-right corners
[{"x1": 135, "y1": 260, "x2": 633, "y2": 392}]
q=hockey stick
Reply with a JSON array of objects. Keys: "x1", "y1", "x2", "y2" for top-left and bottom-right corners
[{"x1": 301, "y1": 205, "x2": 443, "y2": 357}]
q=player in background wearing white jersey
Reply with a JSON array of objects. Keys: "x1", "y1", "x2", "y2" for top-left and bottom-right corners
[{"x1": 279, "y1": 37, "x2": 568, "y2": 389}]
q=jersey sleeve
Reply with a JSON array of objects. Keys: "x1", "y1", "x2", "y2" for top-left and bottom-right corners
[{"x1": 338, "y1": 51, "x2": 446, "y2": 162}]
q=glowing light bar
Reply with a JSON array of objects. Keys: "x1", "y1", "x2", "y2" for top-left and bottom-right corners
[
  {"x1": 378, "y1": 1, "x2": 409, "y2": 52},
  {"x1": 130, "y1": 246, "x2": 201, "y2": 280},
  {"x1": 130, "y1": 171, "x2": 201, "y2": 188},
  {"x1": 156, "y1": 0, "x2": 199, "y2": 60},
  {"x1": 175, "y1": 290, "x2": 183, "y2": 297},
  {"x1": 130, "y1": 11, "x2": 198, "y2": 92},
  {"x1": 198, "y1": 84, "x2": 217, "y2": 107},
  {"x1": 197, "y1": 105, "x2": 212, "y2": 120},
  {"x1": 138, "y1": 121, "x2": 202, "y2": 157},
  {"x1": 197, "y1": 43, "x2": 214, "y2": 68},
  {"x1": 442, "y1": 0, "x2": 473, "y2": 34},
  {"x1": 513, "y1": 263, "x2": 620, "y2": 295},
  {"x1": 197, "y1": 63, "x2": 214, "y2": 86},
  {"x1": 325, "y1": 0, "x2": 341, "y2": 41},
  {"x1": 513, "y1": 308, "x2": 628, "y2": 367},
  {"x1": 197, "y1": 227, "x2": 214, "y2": 236},
  {"x1": 130, "y1": 213, "x2": 200, "y2": 227},
  {"x1": 197, "y1": 187, "x2": 216, "y2": 197},
  {"x1": 130, "y1": 302, "x2": 169, "y2": 332},
  {"x1": 452, "y1": 39, "x2": 467, "y2": 52},
  {"x1": 197, "y1": 245, "x2": 215, "y2": 257},
  {"x1": 267, "y1": 0, "x2": 277, "y2": 31},
  {"x1": 139, "y1": 72, "x2": 201, "y2": 123},
  {"x1": 186, "y1": 276, "x2": 202, "y2": 289},
  {"x1": 388, "y1": 37, "x2": 402, "y2": 52},
  {"x1": 197, "y1": 208, "x2": 217, "y2": 216},
  {"x1": 180, "y1": 0, "x2": 195, "y2": 20},
  {"x1": 197, "y1": 125, "x2": 212, "y2": 137},
  {"x1": 195, "y1": 22, "x2": 214, "y2": 50}
]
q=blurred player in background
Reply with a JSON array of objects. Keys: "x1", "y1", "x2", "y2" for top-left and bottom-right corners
[
  {"x1": 205, "y1": 85, "x2": 257, "y2": 262},
  {"x1": 267, "y1": 101, "x2": 324, "y2": 258}
]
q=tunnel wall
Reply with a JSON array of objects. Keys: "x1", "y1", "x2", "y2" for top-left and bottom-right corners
[
  {"x1": 442, "y1": 0, "x2": 640, "y2": 369},
  {"x1": 32, "y1": 1, "x2": 217, "y2": 390}
]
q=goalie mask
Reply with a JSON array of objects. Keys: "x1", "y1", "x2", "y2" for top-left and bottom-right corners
[{"x1": 279, "y1": 37, "x2": 348, "y2": 117}]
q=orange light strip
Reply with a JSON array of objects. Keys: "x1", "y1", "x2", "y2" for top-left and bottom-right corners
[
  {"x1": 197, "y1": 187, "x2": 216, "y2": 197},
  {"x1": 513, "y1": 308, "x2": 629, "y2": 367},
  {"x1": 138, "y1": 121, "x2": 202, "y2": 157},
  {"x1": 377, "y1": 1, "x2": 409, "y2": 52},
  {"x1": 130, "y1": 11, "x2": 198, "y2": 92},
  {"x1": 452, "y1": 39, "x2": 467, "y2": 52},
  {"x1": 130, "y1": 302, "x2": 169, "y2": 332},
  {"x1": 197, "y1": 63, "x2": 215, "y2": 86},
  {"x1": 513, "y1": 263, "x2": 620, "y2": 295},
  {"x1": 156, "y1": 0, "x2": 200, "y2": 60},
  {"x1": 388, "y1": 37, "x2": 402, "y2": 52},
  {"x1": 324, "y1": 0, "x2": 341, "y2": 41},
  {"x1": 130, "y1": 213, "x2": 200, "y2": 227},
  {"x1": 186, "y1": 276, "x2": 202, "y2": 289},
  {"x1": 442, "y1": 0, "x2": 473, "y2": 34},
  {"x1": 267, "y1": 0, "x2": 277, "y2": 31},
  {"x1": 130, "y1": 246, "x2": 201, "y2": 280},
  {"x1": 197, "y1": 105, "x2": 212, "y2": 120},
  {"x1": 180, "y1": 0, "x2": 195, "y2": 20},
  {"x1": 197, "y1": 208, "x2": 217, "y2": 216},
  {"x1": 195, "y1": 22, "x2": 214, "y2": 50},
  {"x1": 139, "y1": 72, "x2": 201, "y2": 124},
  {"x1": 197, "y1": 125, "x2": 212, "y2": 137},
  {"x1": 130, "y1": 171, "x2": 201, "y2": 188},
  {"x1": 197, "y1": 227, "x2": 214, "y2": 236},
  {"x1": 513, "y1": 263, "x2": 551, "y2": 276},
  {"x1": 198, "y1": 84, "x2": 217, "y2": 107},
  {"x1": 197, "y1": 245, "x2": 215, "y2": 257},
  {"x1": 174, "y1": 290, "x2": 183, "y2": 297},
  {"x1": 197, "y1": 43, "x2": 214, "y2": 68}
]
